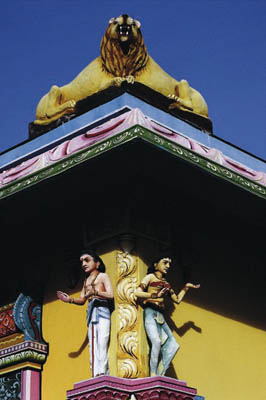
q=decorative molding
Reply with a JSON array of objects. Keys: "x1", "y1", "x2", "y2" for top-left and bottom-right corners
[
  {"x1": 117, "y1": 279, "x2": 137, "y2": 306},
  {"x1": 0, "y1": 340, "x2": 48, "y2": 372},
  {"x1": 119, "y1": 331, "x2": 138, "y2": 358},
  {"x1": 0, "y1": 333, "x2": 24, "y2": 350},
  {"x1": 0, "y1": 120, "x2": 265, "y2": 200},
  {"x1": 0, "y1": 349, "x2": 46, "y2": 370},
  {"x1": 66, "y1": 376, "x2": 202, "y2": 400},
  {"x1": 118, "y1": 305, "x2": 138, "y2": 331},
  {"x1": 0, "y1": 340, "x2": 48, "y2": 357}
]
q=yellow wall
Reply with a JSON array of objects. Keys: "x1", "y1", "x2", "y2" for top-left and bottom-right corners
[
  {"x1": 170, "y1": 302, "x2": 266, "y2": 399},
  {"x1": 41, "y1": 238, "x2": 266, "y2": 400}
]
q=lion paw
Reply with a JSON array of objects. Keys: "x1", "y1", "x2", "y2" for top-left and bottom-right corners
[
  {"x1": 46, "y1": 99, "x2": 76, "y2": 119},
  {"x1": 126, "y1": 75, "x2": 135, "y2": 84},
  {"x1": 112, "y1": 77, "x2": 125, "y2": 87},
  {"x1": 66, "y1": 100, "x2": 76, "y2": 108},
  {"x1": 168, "y1": 94, "x2": 180, "y2": 103}
]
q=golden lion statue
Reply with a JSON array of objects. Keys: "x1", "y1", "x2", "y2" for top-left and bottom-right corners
[{"x1": 35, "y1": 14, "x2": 208, "y2": 125}]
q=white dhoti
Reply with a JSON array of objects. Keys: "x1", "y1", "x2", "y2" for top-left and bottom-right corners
[{"x1": 87, "y1": 299, "x2": 111, "y2": 377}]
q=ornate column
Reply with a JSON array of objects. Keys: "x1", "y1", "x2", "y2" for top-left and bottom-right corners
[{"x1": 116, "y1": 235, "x2": 141, "y2": 378}]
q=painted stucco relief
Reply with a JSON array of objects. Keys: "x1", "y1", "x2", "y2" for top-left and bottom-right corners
[
  {"x1": 1, "y1": 109, "x2": 265, "y2": 192},
  {"x1": 116, "y1": 250, "x2": 139, "y2": 378}
]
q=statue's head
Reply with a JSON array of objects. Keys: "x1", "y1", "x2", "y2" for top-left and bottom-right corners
[
  {"x1": 148, "y1": 256, "x2": 172, "y2": 275},
  {"x1": 101, "y1": 14, "x2": 147, "y2": 77},
  {"x1": 80, "y1": 249, "x2": 106, "y2": 273},
  {"x1": 106, "y1": 14, "x2": 142, "y2": 54}
]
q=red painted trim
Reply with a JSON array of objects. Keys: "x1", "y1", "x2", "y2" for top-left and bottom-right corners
[{"x1": 91, "y1": 323, "x2": 94, "y2": 377}]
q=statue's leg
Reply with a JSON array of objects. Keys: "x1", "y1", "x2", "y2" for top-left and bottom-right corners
[
  {"x1": 45, "y1": 86, "x2": 61, "y2": 118},
  {"x1": 144, "y1": 308, "x2": 161, "y2": 376},
  {"x1": 88, "y1": 319, "x2": 94, "y2": 376},
  {"x1": 169, "y1": 81, "x2": 193, "y2": 111},
  {"x1": 45, "y1": 85, "x2": 76, "y2": 119},
  {"x1": 93, "y1": 307, "x2": 111, "y2": 376},
  {"x1": 159, "y1": 322, "x2": 179, "y2": 375}
]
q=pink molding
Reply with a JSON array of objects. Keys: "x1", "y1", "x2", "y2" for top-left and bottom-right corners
[
  {"x1": 21, "y1": 369, "x2": 40, "y2": 400},
  {"x1": 66, "y1": 375, "x2": 201, "y2": 400},
  {"x1": 1, "y1": 108, "x2": 265, "y2": 188}
]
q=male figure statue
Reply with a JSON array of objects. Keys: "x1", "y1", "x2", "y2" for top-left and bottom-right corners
[
  {"x1": 57, "y1": 250, "x2": 114, "y2": 377},
  {"x1": 135, "y1": 257, "x2": 200, "y2": 376}
]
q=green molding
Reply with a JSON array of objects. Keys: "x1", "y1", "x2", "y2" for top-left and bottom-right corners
[
  {"x1": 0, "y1": 125, "x2": 265, "y2": 200},
  {"x1": 0, "y1": 350, "x2": 47, "y2": 370}
]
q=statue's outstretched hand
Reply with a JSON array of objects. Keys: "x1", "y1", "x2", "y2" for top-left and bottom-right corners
[
  {"x1": 57, "y1": 291, "x2": 70, "y2": 303},
  {"x1": 185, "y1": 283, "x2": 200, "y2": 289}
]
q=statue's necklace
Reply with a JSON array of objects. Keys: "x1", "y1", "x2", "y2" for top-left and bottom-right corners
[
  {"x1": 88, "y1": 271, "x2": 99, "y2": 286},
  {"x1": 154, "y1": 271, "x2": 165, "y2": 280}
]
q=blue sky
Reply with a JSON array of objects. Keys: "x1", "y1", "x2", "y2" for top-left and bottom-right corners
[{"x1": 0, "y1": 0, "x2": 265, "y2": 160}]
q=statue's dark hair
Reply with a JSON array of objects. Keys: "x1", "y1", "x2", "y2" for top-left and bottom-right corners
[
  {"x1": 147, "y1": 254, "x2": 172, "y2": 274},
  {"x1": 80, "y1": 249, "x2": 106, "y2": 272}
]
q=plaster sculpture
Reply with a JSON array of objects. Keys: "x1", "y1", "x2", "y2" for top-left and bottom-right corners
[
  {"x1": 13, "y1": 293, "x2": 44, "y2": 342},
  {"x1": 57, "y1": 250, "x2": 114, "y2": 377},
  {"x1": 35, "y1": 14, "x2": 208, "y2": 125},
  {"x1": 1, "y1": 109, "x2": 266, "y2": 194},
  {"x1": 135, "y1": 257, "x2": 200, "y2": 376},
  {"x1": 116, "y1": 250, "x2": 139, "y2": 378}
]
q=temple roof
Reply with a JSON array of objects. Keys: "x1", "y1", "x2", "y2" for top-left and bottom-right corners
[
  {"x1": 0, "y1": 92, "x2": 265, "y2": 199},
  {"x1": 0, "y1": 91, "x2": 265, "y2": 235}
]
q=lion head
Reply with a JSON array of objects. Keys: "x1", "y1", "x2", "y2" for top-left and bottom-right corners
[{"x1": 100, "y1": 14, "x2": 149, "y2": 78}]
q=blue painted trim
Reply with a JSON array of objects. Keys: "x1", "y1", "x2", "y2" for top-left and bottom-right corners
[{"x1": 0, "y1": 94, "x2": 265, "y2": 172}]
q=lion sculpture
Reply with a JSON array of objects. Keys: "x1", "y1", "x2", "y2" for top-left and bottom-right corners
[{"x1": 35, "y1": 14, "x2": 208, "y2": 125}]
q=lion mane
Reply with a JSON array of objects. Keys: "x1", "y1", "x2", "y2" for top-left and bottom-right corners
[
  {"x1": 100, "y1": 24, "x2": 149, "y2": 78},
  {"x1": 34, "y1": 14, "x2": 209, "y2": 126}
]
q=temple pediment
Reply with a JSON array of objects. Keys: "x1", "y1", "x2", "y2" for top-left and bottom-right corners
[{"x1": 1, "y1": 104, "x2": 265, "y2": 203}]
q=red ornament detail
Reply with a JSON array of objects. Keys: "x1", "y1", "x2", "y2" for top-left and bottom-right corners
[{"x1": 0, "y1": 307, "x2": 18, "y2": 338}]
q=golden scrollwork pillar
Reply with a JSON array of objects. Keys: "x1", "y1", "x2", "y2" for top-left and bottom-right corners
[{"x1": 116, "y1": 235, "x2": 148, "y2": 378}]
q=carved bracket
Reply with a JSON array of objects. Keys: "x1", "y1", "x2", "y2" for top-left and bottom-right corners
[{"x1": 13, "y1": 293, "x2": 45, "y2": 343}]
